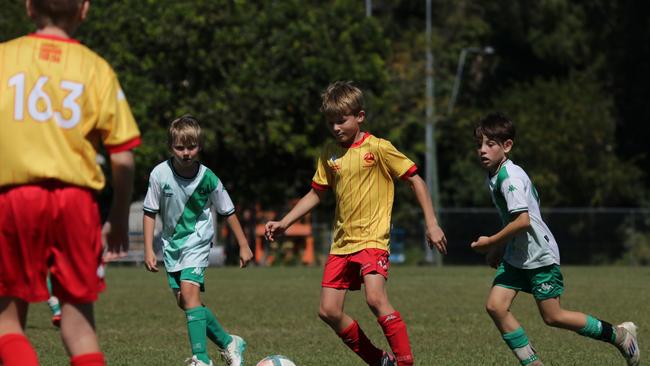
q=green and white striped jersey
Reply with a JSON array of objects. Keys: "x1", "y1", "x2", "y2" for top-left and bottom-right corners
[
  {"x1": 488, "y1": 159, "x2": 560, "y2": 269},
  {"x1": 143, "y1": 159, "x2": 235, "y2": 272}
]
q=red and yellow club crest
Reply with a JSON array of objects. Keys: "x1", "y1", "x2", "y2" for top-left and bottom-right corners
[{"x1": 363, "y1": 152, "x2": 376, "y2": 167}]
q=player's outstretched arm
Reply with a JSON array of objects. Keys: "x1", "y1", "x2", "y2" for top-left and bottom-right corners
[
  {"x1": 405, "y1": 174, "x2": 447, "y2": 254},
  {"x1": 143, "y1": 211, "x2": 158, "y2": 272},
  {"x1": 264, "y1": 188, "x2": 324, "y2": 242},
  {"x1": 103, "y1": 150, "x2": 135, "y2": 261},
  {"x1": 225, "y1": 213, "x2": 254, "y2": 268},
  {"x1": 470, "y1": 211, "x2": 530, "y2": 255}
]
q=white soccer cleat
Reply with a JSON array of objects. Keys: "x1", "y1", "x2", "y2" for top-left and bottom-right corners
[
  {"x1": 616, "y1": 322, "x2": 640, "y2": 366},
  {"x1": 220, "y1": 335, "x2": 246, "y2": 366},
  {"x1": 184, "y1": 355, "x2": 213, "y2": 366}
]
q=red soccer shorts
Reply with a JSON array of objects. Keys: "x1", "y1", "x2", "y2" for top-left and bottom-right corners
[
  {"x1": 322, "y1": 248, "x2": 390, "y2": 290},
  {"x1": 0, "y1": 183, "x2": 106, "y2": 303}
]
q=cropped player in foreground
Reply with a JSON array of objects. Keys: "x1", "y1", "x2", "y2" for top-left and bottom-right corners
[
  {"x1": 143, "y1": 116, "x2": 253, "y2": 366},
  {"x1": 470, "y1": 113, "x2": 640, "y2": 366},
  {"x1": 265, "y1": 81, "x2": 447, "y2": 366},
  {"x1": 0, "y1": 1, "x2": 141, "y2": 365}
]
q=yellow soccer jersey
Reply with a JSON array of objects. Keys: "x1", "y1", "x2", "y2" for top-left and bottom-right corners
[
  {"x1": 0, "y1": 34, "x2": 141, "y2": 190},
  {"x1": 312, "y1": 133, "x2": 417, "y2": 255}
]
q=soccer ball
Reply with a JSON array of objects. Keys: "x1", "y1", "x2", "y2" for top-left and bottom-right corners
[{"x1": 256, "y1": 355, "x2": 296, "y2": 366}]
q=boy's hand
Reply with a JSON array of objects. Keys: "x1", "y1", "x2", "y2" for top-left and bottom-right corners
[
  {"x1": 239, "y1": 243, "x2": 254, "y2": 268},
  {"x1": 102, "y1": 220, "x2": 129, "y2": 261},
  {"x1": 426, "y1": 225, "x2": 447, "y2": 254},
  {"x1": 485, "y1": 246, "x2": 503, "y2": 269},
  {"x1": 264, "y1": 221, "x2": 286, "y2": 242},
  {"x1": 470, "y1": 236, "x2": 492, "y2": 254},
  {"x1": 144, "y1": 249, "x2": 158, "y2": 272}
]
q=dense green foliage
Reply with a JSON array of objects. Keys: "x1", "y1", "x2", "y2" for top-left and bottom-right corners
[
  {"x1": 1, "y1": 0, "x2": 647, "y2": 207},
  {"x1": 28, "y1": 266, "x2": 650, "y2": 365}
]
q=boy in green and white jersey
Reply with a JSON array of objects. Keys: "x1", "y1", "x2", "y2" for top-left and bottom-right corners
[
  {"x1": 143, "y1": 116, "x2": 253, "y2": 366},
  {"x1": 487, "y1": 158, "x2": 559, "y2": 270},
  {"x1": 470, "y1": 113, "x2": 640, "y2": 366}
]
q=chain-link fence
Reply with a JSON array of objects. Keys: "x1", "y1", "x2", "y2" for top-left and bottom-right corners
[
  {"x1": 126, "y1": 202, "x2": 650, "y2": 266},
  {"x1": 304, "y1": 208, "x2": 650, "y2": 266}
]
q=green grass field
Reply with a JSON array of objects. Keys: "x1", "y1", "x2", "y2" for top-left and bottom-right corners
[{"x1": 27, "y1": 265, "x2": 648, "y2": 365}]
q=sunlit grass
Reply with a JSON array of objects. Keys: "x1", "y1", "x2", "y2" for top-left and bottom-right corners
[{"x1": 28, "y1": 265, "x2": 649, "y2": 365}]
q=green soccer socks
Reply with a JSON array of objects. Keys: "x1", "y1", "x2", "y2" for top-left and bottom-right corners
[
  {"x1": 46, "y1": 277, "x2": 61, "y2": 316},
  {"x1": 186, "y1": 307, "x2": 211, "y2": 364},
  {"x1": 503, "y1": 327, "x2": 540, "y2": 365},
  {"x1": 204, "y1": 306, "x2": 233, "y2": 349},
  {"x1": 577, "y1": 315, "x2": 616, "y2": 343}
]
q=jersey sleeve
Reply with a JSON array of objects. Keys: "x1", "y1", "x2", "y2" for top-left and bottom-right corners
[
  {"x1": 379, "y1": 140, "x2": 416, "y2": 179},
  {"x1": 500, "y1": 177, "x2": 528, "y2": 214},
  {"x1": 143, "y1": 170, "x2": 161, "y2": 213},
  {"x1": 210, "y1": 180, "x2": 236, "y2": 216},
  {"x1": 311, "y1": 153, "x2": 331, "y2": 191},
  {"x1": 95, "y1": 66, "x2": 141, "y2": 154}
]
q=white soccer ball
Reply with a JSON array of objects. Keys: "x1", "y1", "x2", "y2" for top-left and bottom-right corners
[{"x1": 256, "y1": 354, "x2": 296, "y2": 366}]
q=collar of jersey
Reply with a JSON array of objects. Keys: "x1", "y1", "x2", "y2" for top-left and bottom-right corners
[
  {"x1": 489, "y1": 159, "x2": 511, "y2": 185},
  {"x1": 167, "y1": 159, "x2": 200, "y2": 180},
  {"x1": 342, "y1": 132, "x2": 371, "y2": 149},
  {"x1": 28, "y1": 33, "x2": 80, "y2": 44}
]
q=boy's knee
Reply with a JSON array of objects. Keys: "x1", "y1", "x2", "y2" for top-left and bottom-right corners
[
  {"x1": 485, "y1": 301, "x2": 507, "y2": 318},
  {"x1": 541, "y1": 313, "x2": 562, "y2": 327},
  {"x1": 318, "y1": 306, "x2": 341, "y2": 323},
  {"x1": 365, "y1": 293, "x2": 387, "y2": 312}
]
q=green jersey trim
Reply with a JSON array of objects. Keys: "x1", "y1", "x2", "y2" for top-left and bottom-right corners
[
  {"x1": 169, "y1": 171, "x2": 219, "y2": 250},
  {"x1": 493, "y1": 163, "x2": 511, "y2": 222}
]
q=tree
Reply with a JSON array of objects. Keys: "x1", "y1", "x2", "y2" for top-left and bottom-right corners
[
  {"x1": 442, "y1": 73, "x2": 645, "y2": 207},
  {"x1": 1, "y1": 0, "x2": 646, "y2": 210},
  {"x1": 78, "y1": 0, "x2": 393, "y2": 206}
]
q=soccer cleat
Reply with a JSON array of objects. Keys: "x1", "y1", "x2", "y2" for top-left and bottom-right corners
[
  {"x1": 219, "y1": 335, "x2": 246, "y2": 366},
  {"x1": 51, "y1": 314, "x2": 61, "y2": 328},
  {"x1": 378, "y1": 351, "x2": 396, "y2": 366},
  {"x1": 184, "y1": 356, "x2": 213, "y2": 366},
  {"x1": 615, "y1": 322, "x2": 640, "y2": 366}
]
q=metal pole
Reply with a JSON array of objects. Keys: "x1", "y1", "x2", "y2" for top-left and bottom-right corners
[
  {"x1": 447, "y1": 48, "x2": 469, "y2": 116},
  {"x1": 425, "y1": 0, "x2": 442, "y2": 266},
  {"x1": 448, "y1": 46, "x2": 494, "y2": 116},
  {"x1": 366, "y1": 0, "x2": 372, "y2": 17}
]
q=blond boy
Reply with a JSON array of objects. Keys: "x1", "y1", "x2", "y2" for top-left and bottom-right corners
[
  {"x1": 143, "y1": 116, "x2": 253, "y2": 366},
  {"x1": 266, "y1": 81, "x2": 447, "y2": 366}
]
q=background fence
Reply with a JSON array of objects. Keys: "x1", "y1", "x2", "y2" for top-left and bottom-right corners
[
  {"x1": 425, "y1": 207, "x2": 650, "y2": 265},
  {"x1": 126, "y1": 202, "x2": 650, "y2": 266}
]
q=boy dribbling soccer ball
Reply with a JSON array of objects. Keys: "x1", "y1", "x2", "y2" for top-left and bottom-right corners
[{"x1": 265, "y1": 81, "x2": 447, "y2": 366}]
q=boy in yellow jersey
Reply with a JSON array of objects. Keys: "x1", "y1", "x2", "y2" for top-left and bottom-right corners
[
  {"x1": 0, "y1": 1, "x2": 141, "y2": 365},
  {"x1": 265, "y1": 81, "x2": 447, "y2": 366}
]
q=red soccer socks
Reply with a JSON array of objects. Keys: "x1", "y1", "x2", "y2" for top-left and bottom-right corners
[
  {"x1": 0, "y1": 333, "x2": 39, "y2": 366},
  {"x1": 338, "y1": 320, "x2": 384, "y2": 364},
  {"x1": 70, "y1": 352, "x2": 106, "y2": 366},
  {"x1": 378, "y1": 311, "x2": 413, "y2": 366}
]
